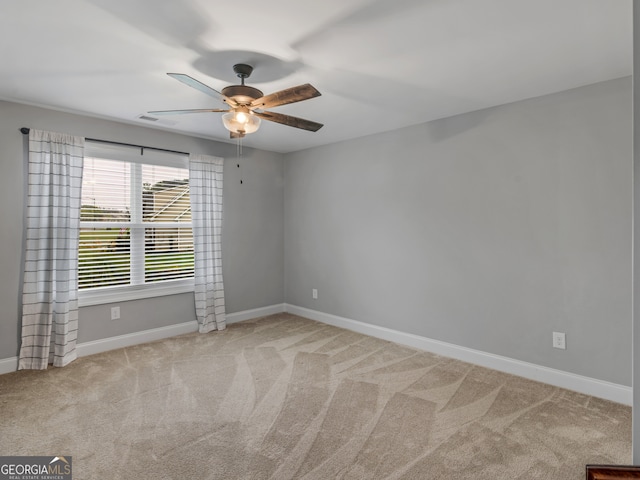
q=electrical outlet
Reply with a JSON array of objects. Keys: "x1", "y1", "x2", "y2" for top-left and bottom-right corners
[
  {"x1": 111, "y1": 306, "x2": 121, "y2": 321},
  {"x1": 312, "y1": 288, "x2": 318, "y2": 300},
  {"x1": 552, "y1": 332, "x2": 566, "y2": 350}
]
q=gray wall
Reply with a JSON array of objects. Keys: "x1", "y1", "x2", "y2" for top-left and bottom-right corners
[
  {"x1": 0, "y1": 100, "x2": 284, "y2": 359},
  {"x1": 284, "y1": 77, "x2": 632, "y2": 386},
  {"x1": 1, "y1": 76, "x2": 632, "y2": 392}
]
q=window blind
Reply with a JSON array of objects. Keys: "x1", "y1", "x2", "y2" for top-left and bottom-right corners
[{"x1": 79, "y1": 155, "x2": 194, "y2": 290}]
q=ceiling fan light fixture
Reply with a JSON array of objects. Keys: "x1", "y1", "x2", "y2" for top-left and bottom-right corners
[{"x1": 222, "y1": 108, "x2": 261, "y2": 135}]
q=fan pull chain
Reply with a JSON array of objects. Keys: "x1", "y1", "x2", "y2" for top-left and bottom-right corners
[{"x1": 237, "y1": 137, "x2": 244, "y2": 184}]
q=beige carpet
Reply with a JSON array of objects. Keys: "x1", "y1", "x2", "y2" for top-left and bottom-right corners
[{"x1": 0, "y1": 313, "x2": 631, "y2": 479}]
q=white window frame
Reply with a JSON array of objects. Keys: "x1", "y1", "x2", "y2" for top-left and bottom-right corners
[{"x1": 78, "y1": 142, "x2": 194, "y2": 307}]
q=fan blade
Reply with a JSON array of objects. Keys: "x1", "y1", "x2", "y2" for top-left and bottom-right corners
[
  {"x1": 167, "y1": 73, "x2": 238, "y2": 107},
  {"x1": 148, "y1": 108, "x2": 229, "y2": 115},
  {"x1": 254, "y1": 111, "x2": 323, "y2": 132},
  {"x1": 250, "y1": 84, "x2": 321, "y2": 109}
]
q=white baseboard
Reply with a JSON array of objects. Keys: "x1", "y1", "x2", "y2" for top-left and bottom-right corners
[
  {"x1": 0, "y1": 357, "x2": 18, "y2": 375},
  {"x1": 0, "y1": 321, "x2": 198, "y2": 375},
  {"x1": 285, "y1": 304, "x2": 632, "y2": 406},
  {"x1": 226, "y1": 303, "x2": 286, "y2": 324},
  {"x1": 78, "y1": 304, "x2": 286, "y2": 357},
  {"x1": 0, "y1": 304, "x2": 287, "y2": 375},
  {"x1": 2, "y1": 303, "x2": 630, "y2": 406},
  {"x1": 76, "y1": 321, "x2": 199, "y2": 357}
]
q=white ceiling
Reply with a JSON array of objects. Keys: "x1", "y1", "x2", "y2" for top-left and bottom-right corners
[{"x1": 0, "y1": 0, "x2": 632, "y2": 153}]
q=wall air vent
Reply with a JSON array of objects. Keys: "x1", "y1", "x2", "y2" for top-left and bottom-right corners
[{"x1": 138, "y1": 115, "x2": 159, "y2": 122}]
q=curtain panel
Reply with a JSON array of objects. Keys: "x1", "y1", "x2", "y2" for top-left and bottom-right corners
[
  {"x1": 19, "y1": 129, "x2": 84, "y2": 369},
  {"x1": 189, "y1": 154, "x2": 226, "y2": 333}
]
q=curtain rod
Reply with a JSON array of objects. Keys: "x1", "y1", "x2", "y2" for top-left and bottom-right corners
[{"x1": 19, "y1": 127, "x2": 189, "y2": 156}]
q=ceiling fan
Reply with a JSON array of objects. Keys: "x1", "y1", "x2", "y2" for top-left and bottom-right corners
[{"x1": 149, "y1": 64, "x2": 323, "y2": 138}]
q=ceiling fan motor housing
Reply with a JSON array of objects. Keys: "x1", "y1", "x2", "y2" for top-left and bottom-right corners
[
  {"x1": 222, "y1": 85, "x2": 263, "y2": 105},
  {"x1": 222, "y1": 63, "x2": 263, "y2": 104}
]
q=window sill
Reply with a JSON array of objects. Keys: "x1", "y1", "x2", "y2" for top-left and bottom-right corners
[{"x1": 78, "y1": 280, "x2": 195, "y2": 307}]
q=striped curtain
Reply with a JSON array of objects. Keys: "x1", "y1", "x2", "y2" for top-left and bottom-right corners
[
  {"x1": 19, "y1": 130, "x2": 85, "y2": 369},
  {"x1": 189, "y1": 154, "x2": 226, "y2": 333}
]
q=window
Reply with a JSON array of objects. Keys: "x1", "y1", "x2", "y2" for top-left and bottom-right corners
[{"x1": 78, "y1": 143, "x2": 193, "y2": 305}]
